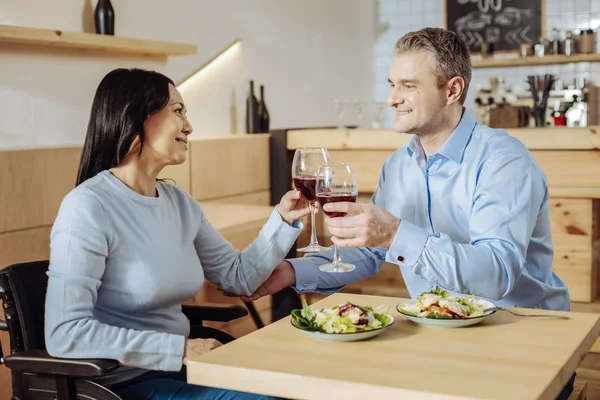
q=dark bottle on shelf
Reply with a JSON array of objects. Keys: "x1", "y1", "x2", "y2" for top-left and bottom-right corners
[
  {"x1": 258, "y1": 85, "x2": 270, "y2": 133},
  {"x1": 94, "y1": 0, "x2": 115, "y2": 35},
  {"x1": 246, "y1": 80, "x2": 260, "y2": 133}
]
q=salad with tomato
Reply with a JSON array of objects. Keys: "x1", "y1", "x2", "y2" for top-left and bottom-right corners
[
  {"x1": 291, "y1": 299, "x2": 392, "y2": 334},
  {"x1": 399, "y1": 288, "x2": 486, "y2": 319}
]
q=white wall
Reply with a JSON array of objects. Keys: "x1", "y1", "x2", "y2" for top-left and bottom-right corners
[{"x1": 0, "y1": 0, "x2": 375, "y2": 147}]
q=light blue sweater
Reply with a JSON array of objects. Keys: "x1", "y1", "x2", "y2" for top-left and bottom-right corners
[{"x1": 44, "y1": 170, "x2": 301, "y2": 386}]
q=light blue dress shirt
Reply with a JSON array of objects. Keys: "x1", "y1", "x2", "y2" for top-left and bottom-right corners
[{"x1": 290, "y1": 109, "x2": 570, "y2": 311}]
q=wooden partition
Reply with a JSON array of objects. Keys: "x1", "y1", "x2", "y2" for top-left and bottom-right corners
[
  {"x1": 0, "y1": 134, "x2": 272, "y2": 263},
  {"x1": 0, "y1": 147, "x2": 81, "y2": 266},
  {"x1": 191, "y1": 135, "x2": 270, "y2": 202},
  {"x1": 0, "y1": 134, "x2": 273, "y2": 398},
  {"x1": 284, "y1": 126, "x2": 600, "y2": 304}
]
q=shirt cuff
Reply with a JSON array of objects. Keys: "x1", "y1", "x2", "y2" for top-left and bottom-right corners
[
  {"x1": 263, "y1": 208, "x2": 303, "y2": 239},
  {"x1": 288, "y1": 257, "x2": 319, "y2": 292},
  {"x1": 385, "y1": 219, "x2": 429, "y2": 267},
  {"x1": 161, "y1": 333, "x2": 185, "y2": 372}
]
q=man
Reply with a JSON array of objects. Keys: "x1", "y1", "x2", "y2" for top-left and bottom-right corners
[
  {"x1": 239, "y1": 27, "x2": 573, "y2": 398},
  {"x1": 243, "y1": 28, "x2": 569, "y2": 311}
]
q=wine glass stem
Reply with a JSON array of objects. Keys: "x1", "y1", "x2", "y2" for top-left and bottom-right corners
[
  {"x1": 308, "y1": 202, "x2": 319, "y2": 246},
  {"x1": 332, "y1": 244, "x2": 341, "y2": 265},
  {"x1": 337, "y1": 110, "x2": 344, "y2": 129}
]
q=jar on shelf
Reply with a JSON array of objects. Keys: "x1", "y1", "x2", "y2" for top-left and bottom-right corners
[{"x1": 578, "y1": 29, "x2": 595, "y2": 54}]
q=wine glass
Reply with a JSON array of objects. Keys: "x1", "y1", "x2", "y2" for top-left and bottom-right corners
[
  {"x1": 353, "y1": 100, "x2": 366, "y2": 129},
  {"x1": 316, "y1": 162, "x2": 358, "y2": 273},
  {"x1": 292, "y1": 148, "x2": 331, "y2": 253},
  {"x1": 370, "y1": 101, "x2": 388, "y2": 129},
  {"x1": 333, "y1": 99, "x2": 346, "y2": 129}
]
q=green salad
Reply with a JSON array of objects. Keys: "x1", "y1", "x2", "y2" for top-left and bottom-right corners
[
  {"x1": 291, "y1": 299, "x2": 392, "y2": 334},
  {"x1": 399, "y1": 288, "x2": 486, "y2": 319}
]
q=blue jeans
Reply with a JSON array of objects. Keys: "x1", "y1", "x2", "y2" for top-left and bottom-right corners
[{"x1": 108, "y1": 368, "x2": 278, "y2": 400}]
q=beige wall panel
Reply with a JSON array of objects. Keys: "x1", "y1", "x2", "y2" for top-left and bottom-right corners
[
  {"x1": 0, "y1": 226, "x2": 51, "y2": 268},
  {"x1": 0, "y1": 147, "x2": 80, "y2": 233},
  {"x1": 533, "y1": 151, "x2": 600, "y2": 189},
  {"x1": 190, "y1": 135, "x2": 270, "y2": 201},
  {"x1": 159, "y1": 157, "x2": 191, "y2": 194},
  {"x1": 203, "y1": 191, "x2": 270, "y2": 206},
  {"x1": 328, "y1": 150, "x2": 392, "y2": 193},
  {"x1": 553, "y1": 250, "x2": 594, "y2": 303}
]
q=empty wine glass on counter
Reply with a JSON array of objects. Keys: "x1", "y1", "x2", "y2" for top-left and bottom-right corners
[
  {"x1": 333, "y1": 99, "x2": 347, "y2": 129},
  {"x1": 353, "y1": 100, "x2": 366, "y2": 128},
  {"x1": 292, "y1": 148, "x2": 332, "y2": 253},
  {"x1": 316, "y1": 162, "x2": 358, "y2": 273},
  {"x1": 370, "y1": 101, "x2": 388, "y2": 129}
]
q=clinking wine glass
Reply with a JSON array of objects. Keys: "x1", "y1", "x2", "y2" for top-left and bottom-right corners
[
  {"x1": 316, "y1": 162, "x2": 358, "y2": 273},
  {"x1": 292, "y1": 148, "x2": 331, "y2": 253}
]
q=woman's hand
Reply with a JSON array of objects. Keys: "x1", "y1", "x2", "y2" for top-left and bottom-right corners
[
  {"x1": 277, "y1": 190, "x2": 312, "y2": 225},
  {"x1": 182, "y1": 338, "x2": 222, "y2": 365}
]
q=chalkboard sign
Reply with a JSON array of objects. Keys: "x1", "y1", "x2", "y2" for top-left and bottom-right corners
[{"x1": 444, "y1": 0, "x2": 544, "y2": 53}]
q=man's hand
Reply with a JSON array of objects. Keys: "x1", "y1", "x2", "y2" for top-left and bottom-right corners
[
  {"x1": 239, "y1": 261, "x2": 296, "y2": 302},
  {"x1": 323, "y1": 202, "x2": 400, "y2": 248},
  {"x1": 277, "y1": 190, "x2": 312, "y2": 225}
]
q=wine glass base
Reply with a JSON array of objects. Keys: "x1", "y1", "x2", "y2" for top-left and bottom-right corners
[
  {"x1": 297, "y1": 244, "x2": 329, "y2": 253},
  {"x1": 319, "y1": 262, "x2": 355, "y2": 273}
]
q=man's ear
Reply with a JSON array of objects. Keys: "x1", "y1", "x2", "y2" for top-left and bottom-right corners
[{"x1": 446, "y1": 76, "x2": 465, "y2": 105}]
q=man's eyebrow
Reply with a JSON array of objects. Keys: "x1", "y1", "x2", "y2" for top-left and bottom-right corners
[{"x1": 388, "y1": 78, "x2": 420, "y2": 84}]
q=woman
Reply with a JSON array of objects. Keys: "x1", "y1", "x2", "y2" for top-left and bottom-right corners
[{"x1": 44, "y1": 68, "x2": 309, "y2": 399}]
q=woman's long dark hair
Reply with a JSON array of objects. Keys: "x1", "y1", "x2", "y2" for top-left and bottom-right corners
[{"x1": 76, "y1": 68, "x2": 175, "y2": 185}]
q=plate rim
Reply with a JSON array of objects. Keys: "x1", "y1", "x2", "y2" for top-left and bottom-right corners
[
  {"x1": 290, "y1": 313, "x2": 395, "y2": 335},
  {"x1": 395, "y1": 298, "x2": 497, "y2": 321}
]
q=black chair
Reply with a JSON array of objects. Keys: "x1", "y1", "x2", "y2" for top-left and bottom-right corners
[{"x1": 0, "y1": 260, "x2": 249, "y2": 400}]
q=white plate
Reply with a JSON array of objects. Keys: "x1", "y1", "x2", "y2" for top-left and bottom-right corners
[
  {"x1": 396, "y1": 299, "x2": 497, "y2": 328},
  {"x1": 290, "y1": 315, "x2": 395, "y2": 342}
]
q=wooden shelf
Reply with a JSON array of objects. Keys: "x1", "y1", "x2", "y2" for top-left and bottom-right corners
[
  {"x1": 0, "y1": 24, "x2": 196, "y2": 56},
  {"x1": 472, "y1": 53, "x2": 600, "y2": 68}
]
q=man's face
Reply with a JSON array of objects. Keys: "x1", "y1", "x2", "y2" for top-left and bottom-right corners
[{"x1": 387, "y1": 51, "x2": 449, "y2": 135}]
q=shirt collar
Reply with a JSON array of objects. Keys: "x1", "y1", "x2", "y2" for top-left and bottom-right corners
[
  {"x1": 406, "y1": 135, "x2": 422, "y2": 158},
  {"x1": 405, "y1": 108, "x2": 477, "y2": 164},
  {"x1": 437, "y1": 108, "x2": 476, "y2": 164}
]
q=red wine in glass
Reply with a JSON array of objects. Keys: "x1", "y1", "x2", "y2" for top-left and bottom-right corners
[
  {"x1": 317, "y1": 193, "x2": 357, "y2": 217},
  {"x1": 315, "y1": 162, "x2": 358, "y2": 273},
  {"x1": 291, "y1": 148, "x2": 331, "y2": 253},
  {"x1": 293, "y1": 176, "x2": 317, "y2": 202}
]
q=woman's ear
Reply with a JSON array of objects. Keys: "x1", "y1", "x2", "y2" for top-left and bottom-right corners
[{"x1": 123, "y1": 134, "x2": 142, "y2": 159}]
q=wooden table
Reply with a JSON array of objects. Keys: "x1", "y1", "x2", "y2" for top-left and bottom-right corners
[{"x1": 187, "y1": 293, "x2": 600, "y2": 400}]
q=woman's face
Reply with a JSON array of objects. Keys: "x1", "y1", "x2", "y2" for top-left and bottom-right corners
[{"x1": 142, "y1": 84, "x2": 193, "y2": 166}]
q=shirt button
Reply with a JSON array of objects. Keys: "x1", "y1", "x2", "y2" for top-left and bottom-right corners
[{"x1": 397, "y1": 256, "x2": 405, "y2": 262}]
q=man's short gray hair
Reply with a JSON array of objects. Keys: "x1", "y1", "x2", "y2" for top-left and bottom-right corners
[{"x1": 395, "y1": 28, "x2": 472, "y2": 104}]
